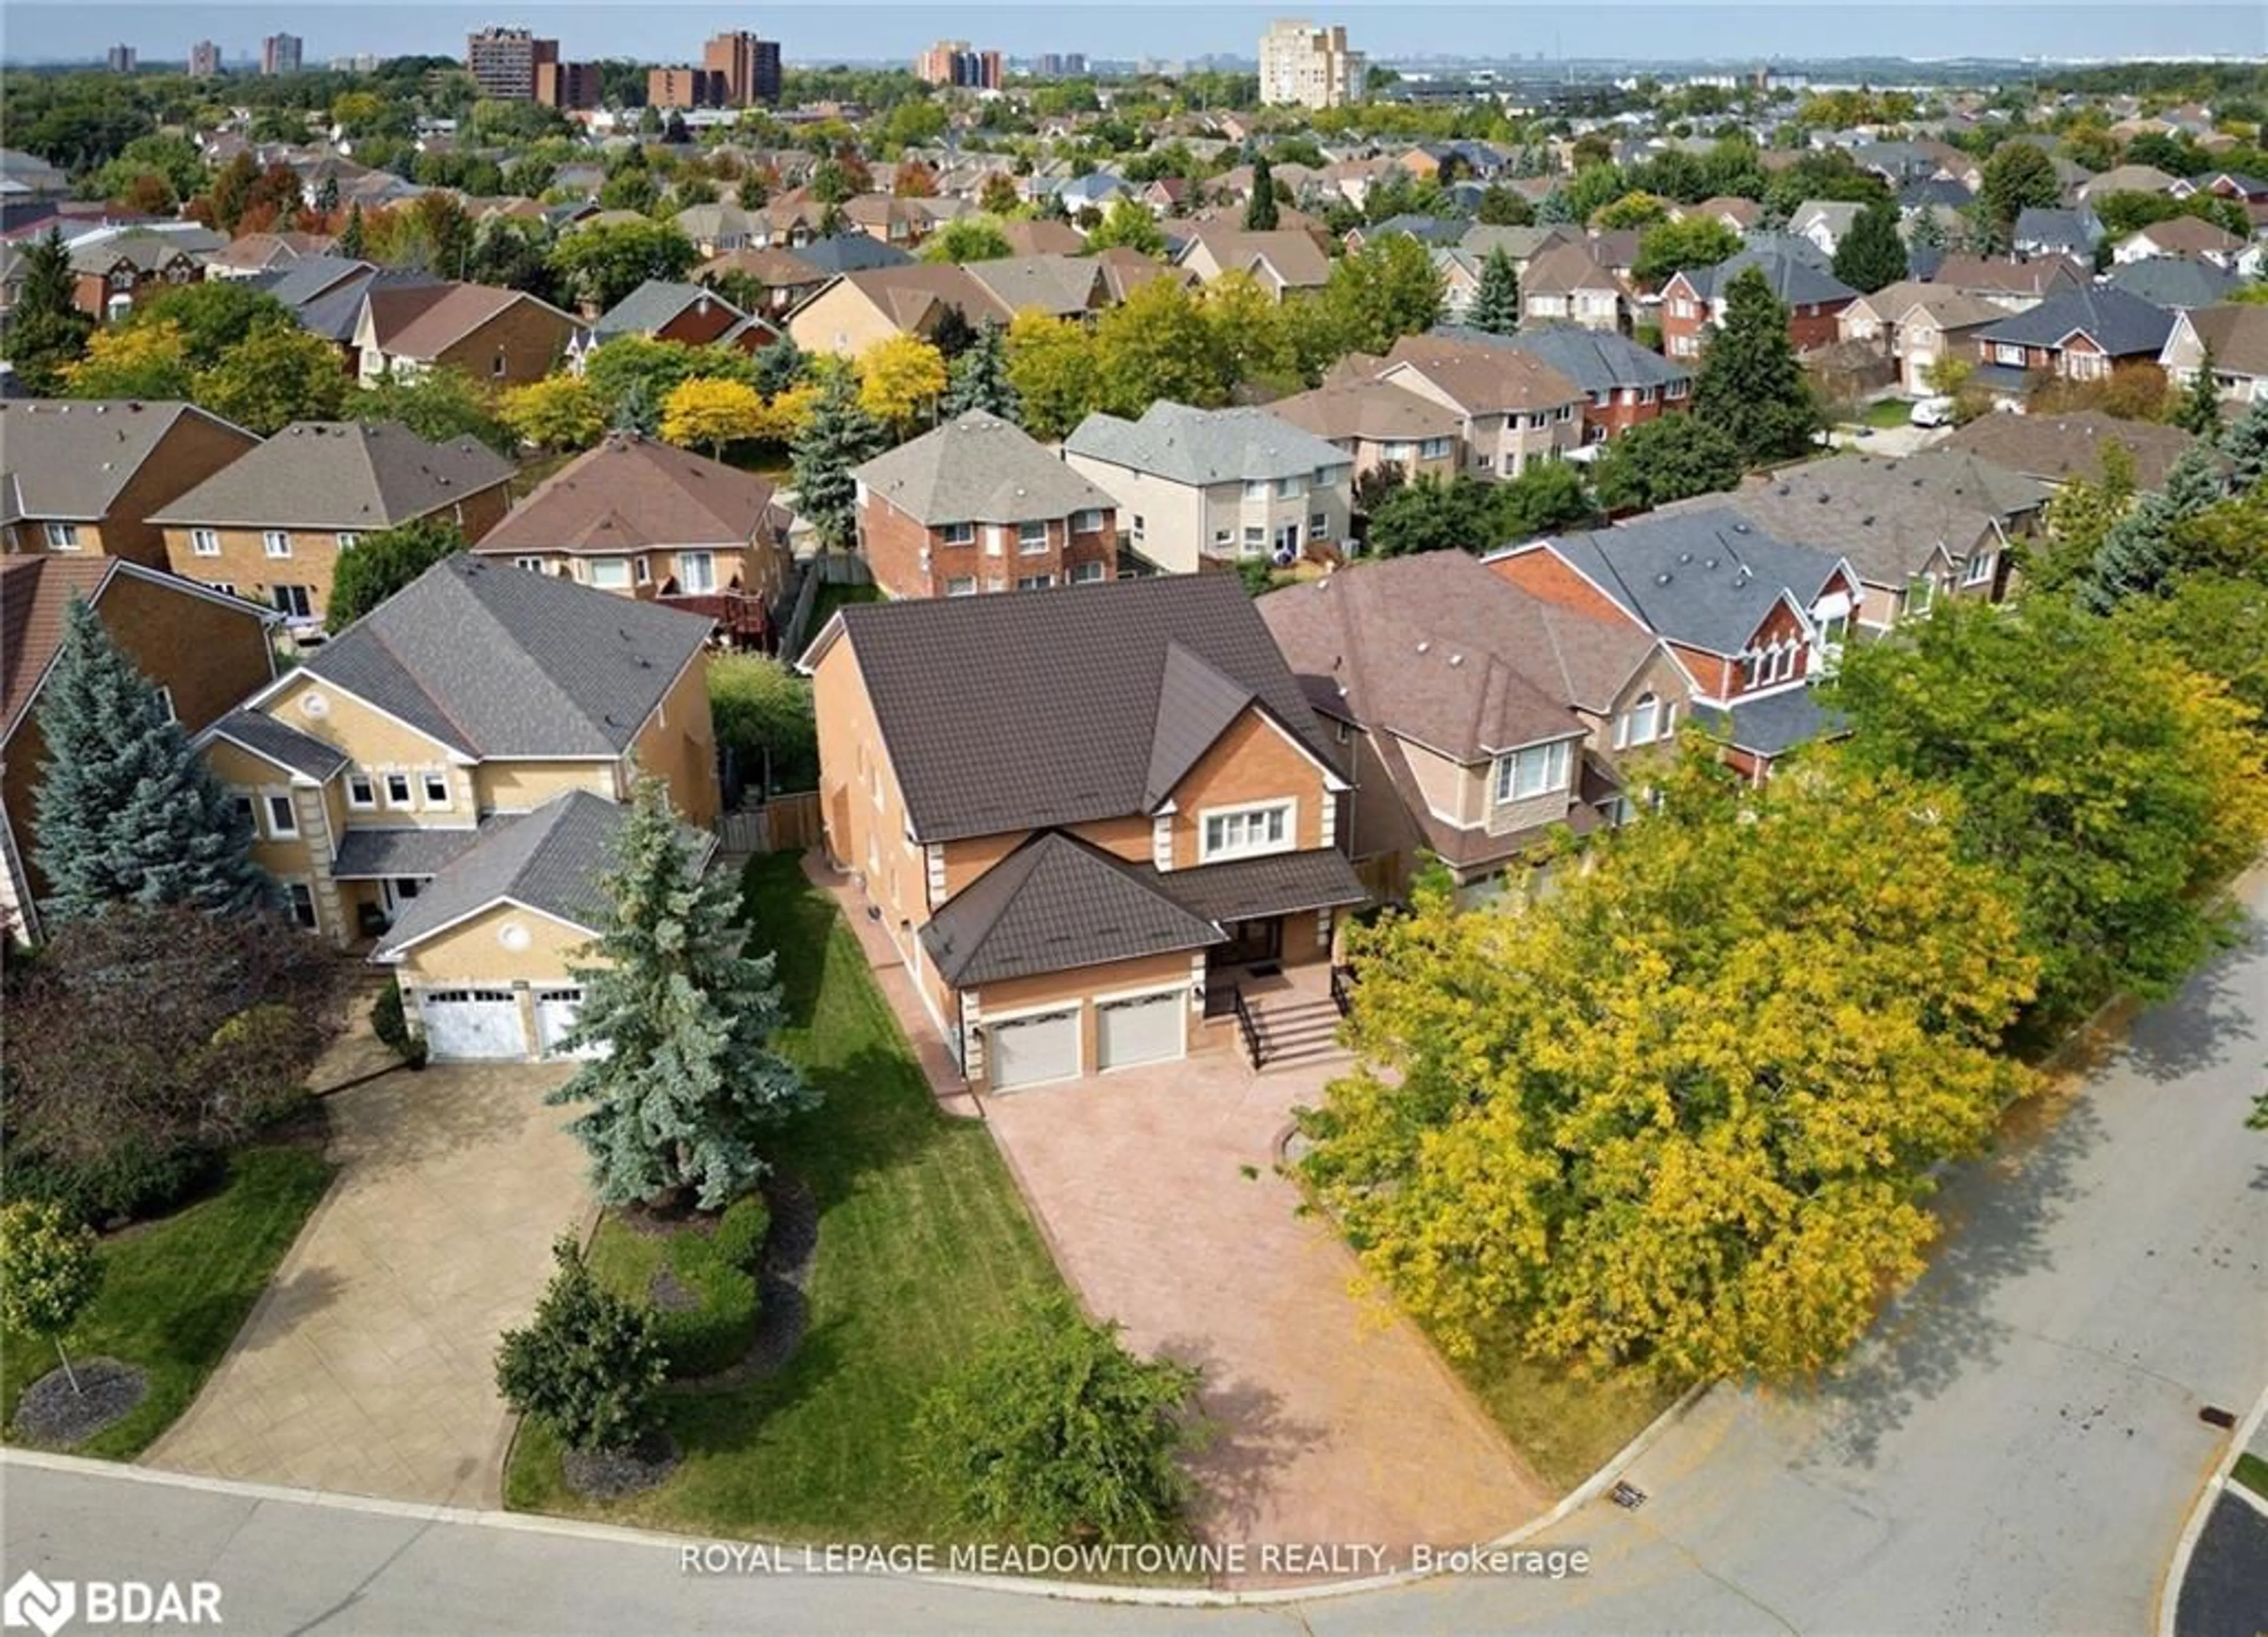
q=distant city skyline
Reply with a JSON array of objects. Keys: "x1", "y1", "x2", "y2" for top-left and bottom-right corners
[{"x1": 7, "y1": 3, "x2": 2263, "y2": 68}]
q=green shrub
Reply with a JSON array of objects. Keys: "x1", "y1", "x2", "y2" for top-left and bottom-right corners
[
  {"x1": 5, "y1": 1140, "x2": 222, "y2": 1227},
  {"x1": 496, "y1": 1236, "x2": 667, "y2": 1453},
  {"x1": 370, "y1": 980, "x2": 426, "y2": 1067},
  {"x1": 588, "y1": 1195, "x2": 768, "y2": 1379}
]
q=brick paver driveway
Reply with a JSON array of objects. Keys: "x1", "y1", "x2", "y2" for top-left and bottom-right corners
[
  {"x1": 144, "y1": 1065, "x2": 589, "y2": 1506},
  {"x1": 983, "y1": 1053, "x2": 1550, "y2": 1581}
]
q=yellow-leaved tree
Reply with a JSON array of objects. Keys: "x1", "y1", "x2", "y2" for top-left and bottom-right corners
[
  {"x1": 499, "y1": 374, "x2": 605, "y2": 454},
  {"x1": 1299, "y1": 749, "x2": 2039, "y2": 1385},
  {"x1": 1003, "y1": 309, "x2": 1097, "y2": 441},
  {"x1": 659, "y1": 376, "x2": 764, "y2": 460},
  {"x1": 855, "y1": 333, "x2": 946, "y2": 435},
  {"x1": 752, "y1": 380, "x2": 822, "y2": 446}
]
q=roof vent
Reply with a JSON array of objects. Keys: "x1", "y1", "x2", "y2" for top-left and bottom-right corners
[
  {"x1": 1448, "y1": 653, "x2": 1464, "y2": 666},
  {"x1": 1732, "y1": 522, "x2": 1750, "y2": 533},
  {"x1": 1703, "y1": 556, "x2": 1718, "y2": 569},
  {"x1": 1656, "y1": 571, "x2": 1672, "y2": 585},
  {"x1": 1679, "y1": 551, "x2": 1693, "y2": 564},
  {"x1": 1415, "y1": 640, "x2": 1430, "y2": 654},
  {"x1": 1862, "y1": 515, "x2": 1875, "y2": 526}
]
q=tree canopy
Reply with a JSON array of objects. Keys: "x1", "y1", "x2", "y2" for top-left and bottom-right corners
[{"x1": 1692, "y1": 265, "x2": 1818, "y2": 466}]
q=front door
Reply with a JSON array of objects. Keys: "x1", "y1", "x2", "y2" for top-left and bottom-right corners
[{"x1": 1220, "y1": 917, "x2": 1282, "y2": 968}]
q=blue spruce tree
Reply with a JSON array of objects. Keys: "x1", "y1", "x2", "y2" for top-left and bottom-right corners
[
  {"x1": 548, "y1": 776, "x2": 818, "y2": 1210},
  {"x1": 32, "y1": 597, "x2": 272, "y2": 925},
  {"x1": 940, "y1": 322, "x2": 1020, "y2": 421}
]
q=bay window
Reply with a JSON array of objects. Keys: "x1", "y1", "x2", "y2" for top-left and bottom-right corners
[{"x1": 1495, "y1": 738, "x2": 1572, "y2": 802}]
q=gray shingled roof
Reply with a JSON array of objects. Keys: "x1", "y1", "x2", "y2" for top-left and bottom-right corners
[
  {"x1": 331, "y1": 826, "x2": 485, "y2": 880},
  {"x1": 1064, "y1": 403, "x2": 1351, "y2": 488},
  {"x1": 1439, "y1": 324, "x2": 1690, "y2": 393},
  {"x1": 1681, "y1": 246, "x2": 1858, "y2": 307},
  {"x1": 852, "y1": 411, "x2": 1116, "y2": 527},
  {"x1": 819, "y1": 573, "x2": 1340, "y2": 844},
  {"x1": 592, "y1": 279, "x2": 743, "y2": 341},
  {"x1": 253, "y1": 255, "x2": 374, "y2": 308},
  {"x1": 304, "y1": 555, "x2": 713, "y2": 759},
  {"x1": 151, "y1": 421, "x2": 513, "y2": 531},
  {"x1": 0, "y1": 401, "x2": 245, "y2": 522},
  {"x1": 2013, "y1": 207, "x2": 2102, "y2": 253},
  {"x1": 1974, "y1": 284, "x2": 2178, "y2": 357},
  {"x1": 372, "y1": 789, "x2": 657, "y2": 953},
  {"x1": 2104, "y1": 256, "x2": 2237, "y2": 310},
  {"x1": 1524, "y1": 507, "x2": 1846, "y2": 656},
  {"x1": 204, "y1": 709, "x2": 350, "y2": 781},
  {"x1": 918, "y1": 830, "x2": 1221, "y2": 987},
  {"x1": 1695, "y1": 686, "x2": 1848, "y2": 759}
]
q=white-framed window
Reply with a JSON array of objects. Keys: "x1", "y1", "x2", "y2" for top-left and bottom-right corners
[
  {"x1": 271, "y1": 584, "x2": 312, "y2": 620},
  {"x1": 490, "y1": 352, "x2": 509, "y2": 379},
  {"x1": 1995, "y1": 343, "x2": 2027, "y2": 367},
  {"x1": 1309, "y1": 511, "x2": 1327, "y2": 537},
  {"x1": 190, "y1": 528, "x2": 221, "y2": 557},
  {"x1": 1666, "y1": 378, "x2": 1689, "y2": 399},
  {"x1": 1017, "y1": 519, "x2": 1049, "y2": 553},
  {"x1": 1071, "y1": 561, "x2": 1106, "y2": 584},
  {"x1": 1614, "y1": 693, "x2": 1661, "y2": 750},
  {"x1": 1907, "y1": 575, "x2": 1937, "y2": 616},
  {"x1": 940, "y1": 521, "x2": 975, "y2": 546},
  {"x1": 1240, "y1": 526, "x2": 1266, "y2": 558},
  {"x1": 1201, "y1": 800, "x2": 1293, "y2": 862},
  {"x1": 421, "y1": 771, "x2": 451, "y2": 808},
  {"x1": 1130, "y1": 513, "x2": 1145, "y2": 542},
  {"x1": 589, "y1": 558, "x2": 631, "y2": 589},
  {"x1": 1420, "y1": 437, "x2": 1452, "y2": 460},
  {"x1": 265, "y1": 792, "x2": 299, "y2": 838},
  {"x1": 1819, "y1": 611, "x2": 1849, "y2": 650},
  {"x1": 263, "y1": 530, "x2": 292, "y2": 558},
  {"x1": 1275, "y1": 476, "x2": 1302, "y2": 499},
  {"x1": 1015, "y1": 572, "x2": 1054, "y2": 590},
  {"x1": 1494, "y1": 738, "x2": 1572, "y2": 802},
  {"x1": 513, "y1": 555, "x2": 546, "y2": 572},
  {"x1": 1243, "y1": 479, "x2": 1270, "y2": 500},
  {"x1": 335, "y1": 532, "x2": 361, "y2": 549},
  {"x1": 43, "y1": 523, "x2": 80, "y2": 550},
  {"x1": 634, "y1": 556, "x2": 651, "y2": 586},
  {"x1": 286, "y1": 881, "x2": 318, "y2": 930},
  {"x1": 384, "y1": 772, "x2": 413, "y2": 808},
  {"x1": 1071, "y1": 508, "x2": 1104, "y2": 534},
  {"x1": 347, "y1": 773, "x2": 376, "y2": 809},
  {"x1": 944, "y1": 574, "x2": 977, "y2": 596},
  {"x1": 1385, "y1": 441, "x2": 1415, "y2": 463},
  {"x1": 211, "y1": 581, "x2": 236, "y2": 596},
  {"x1": 1555, "y1": 405, "x2": 1574, "y2": 422},
  {"x1": 680, "y1": 550, "x2": 716, "y2": 592},
  {"x1": 1962, "y1": 551, "x2": 1995, "y2": 587}
]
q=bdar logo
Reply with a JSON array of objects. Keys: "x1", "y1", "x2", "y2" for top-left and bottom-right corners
[{"x1": 2, "y1": 1571, "x2": 75, "y2": 1637}]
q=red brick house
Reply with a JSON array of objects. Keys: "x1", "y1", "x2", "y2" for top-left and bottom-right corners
[
  {"x1": 1660, "y1": 247, "x2": 1859, "y2": 363},
  {"x1": 852, "y1": 411, "x2": 1120, "y2": 598}
]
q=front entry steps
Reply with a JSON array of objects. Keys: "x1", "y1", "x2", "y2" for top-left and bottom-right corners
[{"x1": 1249, "y1": 995, "x2": 1350, "y2": 1074}]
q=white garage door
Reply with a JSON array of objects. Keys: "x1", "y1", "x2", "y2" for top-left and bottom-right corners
[
  {"x1": 418, "y1": 989, "x2": 528, "y2": 1061},
  {"x1": 535, "y1": 988, "x2": 606, "y2": 1060},
  {"x1": 988, "y1": 1009, "x2": 1081, "y2": 1091},
  {"x1": 1097, "y1": 990, "x2": 1184, "y2": 1070}
]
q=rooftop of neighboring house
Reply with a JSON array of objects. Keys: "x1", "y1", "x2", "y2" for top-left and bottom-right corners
[
  {"x1": 996, "y1": 217, "x2": 1085, "y2": 258},
  {"x1": 2012, "y1": 206, "x2": 2101, "y2": 249},
  {"x1": 2106, "y1": 256, "x2": 2240, "y2": 309},
  {"x1": 1265, "y1": 375, "x2": 1464, "y2": 445},
  {"x1": 1973, "y1": 282, "x2": 2179, "y2": 356},
  {"x1": 591, "y1": 278, "x2": 745, "y2": 342},
  {"x1": 1458, "y1": 222, "x2": 1580, "y2": 261},
  {"x1": 1683, "y1": 196, "x2": 1765, "y2": 227},
  {"x1": 1378, "y1": 333, "x2": 1586, "y2": 414},
  {"x1": 1509, "y1": 506, "x2": 1847, "y2": 656},
  {"x1": 362, "y1": 279, "x2": 567, "y2": 359},
  {"x1": 66, "y1": 227, "x2": 211, "y2": 273},
  {"x1": 2178, "y1": 303, "x2": 2268, "y2": 377},
  {"x1": 819, "y1": 261, "x2": 1013, "y2": 329},
  {"x1": 1521, "y1": 240, "x2": 1621, "y2": 296},
  {"x1": 1257, "y1": 551, "x2": 1652, "y2": 754},
  {"x1": 149, "y1": 421, "x2": 513, "y2": 532},
  {"x1": 1673, "y1": 243, "x2": 1858, "y2": 306},
  {"x1": 0, "y1": 399, "x2": 254, "y2": 524},
  {"x1": 1788, "y1": 199, "x2": 1864, "y2": 237},
  {"x1": 478, "y1": 432, "x2": 777, "y2": 555},
  {"x1": 204, "y1": 230, "x2": 334, "y2": 273},
  {"x1": 1089, "y1": 246, "x2": 1197, "y2": 304},
  {"x1": 1926, "y1": 252, "x2": 2087, "y2": 298},
  {"x1": 806, "y1": 571, "x2": 1341, "y2": 845},
  {"x1": 2121, "y1": 214, "x2": 2246, "y2": 256},
  {"x1": 673, "y1": 201, "x2": 757, "y2": 239},
  {"x1": 0, "y1": 556, "x2": 269, "y2": 739},
  {"x1": 1436, "y1": 323, "x2": 1692, "y2": 392},
  {"x1": 290, "y1": 555, "x2": 712, "y2": 760},
  {"x1": 853, "y1": 411, "x2": 1117, "y2": 526},
  {"x1": 961, "y1": 252, "x2": 1106, "y2": 318},
  {"x1": 2078, "y1": 163, "x2": 2182, "y2": 197},
  {"x1": 694, "y1": 246, "x2": 827, "y2": 287},
  {"x1": 1664, "y1": 448, "x2": 2047, "y2": 588},
  {"x1": 1064, "y1": 401, "x2": 1351, "y2": 487},
  {"x1": 1941, "y1": 409, "x2": 2217, "y2": 490},
  {"x1": 1174, "y1": 225, "x2": 1334, "y2": 288},
  {"x1": 790, "y1": 233, "x2": 917, "y2": 276},
  {"x1": 1851, "y1": 279, "x2": 2006, "y2": 331}
]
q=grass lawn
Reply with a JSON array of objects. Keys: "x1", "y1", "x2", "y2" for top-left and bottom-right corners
[
  {"x1": 808, "y1": 579, "x2": 881, "y2": 634},
  {"x1": 1445, "y1": 1319, "x2": 1687, "y2": 1493},
  {"x1": 1853, "y1": 398, "x2": 1915, "y2": 430},
  {"x1": 506, "y1": 855, "x2": 1063, "y2": 1542},
  {"x1": 2234, "y1": 1452, "x2": 2268, "y2": 1502},
  {"x1": 1, "y1": 1147, "x2": 334, "y2": 1459}
]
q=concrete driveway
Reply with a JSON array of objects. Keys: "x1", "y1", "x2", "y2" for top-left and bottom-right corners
[
  {"x1": 983, "y1": 1051, "x2": 1550, "y2": 1580},
  {"x1": 144, "y1": 1065, "x2": 590, "y2": 1507}
]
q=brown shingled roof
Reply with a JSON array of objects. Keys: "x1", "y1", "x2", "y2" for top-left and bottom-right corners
[
  {"x1": 1379, "y1": 333, "x2": 1585, "y2": 414},
  {"x1": 477, "y1": 433, "x2": 777, "y2": 554}
]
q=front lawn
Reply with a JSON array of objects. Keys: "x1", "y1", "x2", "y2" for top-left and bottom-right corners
[
  {"x1": 2234, "y1": 1452, "x2": 2268, "y2": 1502},
  {"x1": 1853, "y1": 398, "x2": 1915, "y2": 430},
  {"x1": 1450, "y1": 1326, "x2": 1687, "y2": 1492},
  {"x1": 506, "y1": 855, "x2": 1063, "y2": 1542},
  {"x1": 1, "y1": 1147, "x2": 334, "y2": 1459}
]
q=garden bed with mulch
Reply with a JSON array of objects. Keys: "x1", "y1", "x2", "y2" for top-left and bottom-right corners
[
  {"x1": 563, "y1": 1429, "x2": 680, "y2": 1500},
  {"x1": 10, "y1": 1358, "x2": 146, "y2": 1447}
]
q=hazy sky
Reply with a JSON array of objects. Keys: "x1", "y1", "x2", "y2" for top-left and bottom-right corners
[{"x1": 5, "y1": 2, "x2": 2263, "y2": 66}]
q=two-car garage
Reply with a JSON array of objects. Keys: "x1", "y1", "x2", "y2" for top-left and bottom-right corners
[
  {"x1": 983, "y1": 987, "x2": 1188, "y2": 1092},
  {"x1": 416, "y1": 985, "x2": 598, "y2": 1062}
]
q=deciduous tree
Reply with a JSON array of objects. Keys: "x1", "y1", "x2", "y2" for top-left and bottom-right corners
[
  {"x1": 855, "y1": 333, "x2": 947, "y2": 433},
  {"x1": 1979, "y1": 142, "x2": 2062, "y2": 234},
  {"x1": 660, "y1": 376, "x2": 766, "y2": 458},
  {"x1": 195, "y1": 325, "x2": 348, "y2": 434},
  {"x1": 920, "y1": 217, "x2": 1014, "y2": 265},
  {"x1": 0, "y1": 1202, "x2": 104, "y2": 1394},
  {"x1": 1299, "y1": 751, "x2": 2039, "y2": 1382},
  {"x1": 1094, "y1": 276, "x2": 1228, "y2": 415},
  {"x1": 1084, "y1": 198, "x2": 1166, "y2": 256},
  {"x1": 549, "y1": 219, "x2": 699, "y2": 312},
  {"x1": 1004, "y1": 310, "x2": 1099, "y2": 440},
  {"x1": 546, "y1": 777, "x2": 818, "y2": 1210},
  {"x1": 499, "y1": 374, "x2": 606, "y2": 453},
  {"x1": 1591, "y1": 414, "x2": 1744, "y2": 513},
  {"x1": 325, "y1": 519, "x2": 468, "y2": 633},
  {"x1": 347, "y1": 364, "x2": 516, "y2": 454},
  {"x1": 65, "y1": 321, "x2": 194, "y2": 400}
]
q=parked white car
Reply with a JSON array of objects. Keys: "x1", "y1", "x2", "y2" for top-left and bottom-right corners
[{"x1": 1910, "y1": 396, "x2": 1957, "y2": 428}]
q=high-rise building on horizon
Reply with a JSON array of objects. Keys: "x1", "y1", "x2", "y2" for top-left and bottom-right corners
[
  {"x1": 466, "y1": 26, "x2": 556, "y2": 102},
  {"x1": 647, "y1": 66, "x2": 729, "y2": 110},
  {"x1": 1035, "y1": 53, "x2": 1087, "y2": 78},
  {"x1": 1258, "y1": 19, "x2": 1366, "y2": 109},
  {"x1": 915, "y1": 40, "x2": 1003, "y2": 92},
  {"x1": 535, "y1": 59, "x2": 602, "y2": 110},
  {"x1": 702, "y1": 30, "x2": 783, "y2": 106},
  {"x1": 106, "y1": 43, "x2": 138, "y2": 73},
  {"x1": 188, "y1": 39, "x2": 221, "y2": 77},
  {"x1": 329, "y1": 53, "x2": 380, "y2": 72},
  {"x1": 260, "y1": 32, "x2": 302, "y2": 75}
]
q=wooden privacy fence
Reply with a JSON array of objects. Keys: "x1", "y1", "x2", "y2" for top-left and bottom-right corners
[{"x1": 716, "y1": 791, "x2": 822, "y2": 855}]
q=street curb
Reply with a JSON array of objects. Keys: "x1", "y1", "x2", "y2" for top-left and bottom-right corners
[
  {"x1": 2155, "y1": 1379, "x2": 2268, "y2": 1637},
  {"x1": 11, "y1": 1379, "x2": 1709, "y2": 1609}
]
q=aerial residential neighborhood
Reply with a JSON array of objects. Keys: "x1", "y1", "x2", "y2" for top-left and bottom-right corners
[{"x1": 1, "y1": 11, "x2": 2265, "y2": 1637}]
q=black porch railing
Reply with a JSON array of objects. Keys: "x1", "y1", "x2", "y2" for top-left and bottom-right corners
[
  {"x1": 1228, "y1": 984, "x2": 1265, "y2": 1069},
  {"x1": 1329, "y1": 963, "x2": 1355, "y2": 1018}
]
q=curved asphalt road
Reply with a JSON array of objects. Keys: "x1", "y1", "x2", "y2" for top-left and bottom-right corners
[{"x1": 5, "y1": 878, "x2": 2264, "y2": 1636}]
